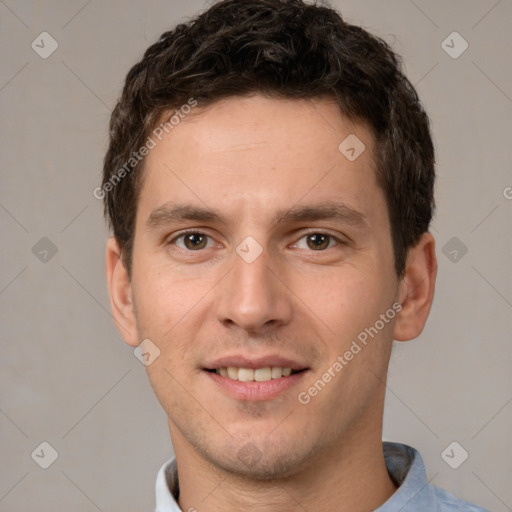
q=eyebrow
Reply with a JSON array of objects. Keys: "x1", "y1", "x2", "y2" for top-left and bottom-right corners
[
  {"x1": 145, "y1": 204, "x2": 223, "y2": 229},
  {"x1": 275, "y1": 203, "x2": 368, "y2": 227},
  {"x1": 144, "y1": 201, "x2": 368, "y2": 230}
]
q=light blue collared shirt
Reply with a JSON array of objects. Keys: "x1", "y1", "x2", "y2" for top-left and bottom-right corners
[{"x1": 154, "y1": 442, "x2": 489, "y2": 511}]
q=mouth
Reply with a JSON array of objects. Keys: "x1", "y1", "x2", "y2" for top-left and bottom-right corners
[
  {"x1": 202, "y1": 356, "x2": 309, "y2": 401},
  {"x1": 205, "y1": 366, "x2": 305, "y2": 382}
]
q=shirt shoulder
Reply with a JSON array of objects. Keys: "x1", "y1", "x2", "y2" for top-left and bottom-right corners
[
  {"x1": 378, "y1": 442, "x2": 489, "y2": 512},
  {"x1": 433, "y1": 485, "x2": 490, "y2": 512},
  {"x1": 154, "y1": 445, "x2": 490, "y2": 512}
]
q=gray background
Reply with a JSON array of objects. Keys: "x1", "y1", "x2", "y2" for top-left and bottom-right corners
[{"x1": 1, "y1": 0, "x2": 511, "y2": 510}]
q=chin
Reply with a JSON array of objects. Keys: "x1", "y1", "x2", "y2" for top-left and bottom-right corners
[{"x1": 198, "y1": 437, "x2": 315, "y2": 481}]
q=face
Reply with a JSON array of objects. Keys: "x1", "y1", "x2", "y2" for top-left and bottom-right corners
[{"x1": 119, "y1": 95, "x2": 405, "y2": 478}]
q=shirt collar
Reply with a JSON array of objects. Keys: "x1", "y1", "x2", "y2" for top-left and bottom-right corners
[
  {"x1": 377, "y1": 442, "x2": 437, "y2": 511},
  {"x1": 155, "y1": 454, "x2": 181, "y2": 512},
  {"x1": 155, "y1": 442, "x2": 433, "y2": 512}
]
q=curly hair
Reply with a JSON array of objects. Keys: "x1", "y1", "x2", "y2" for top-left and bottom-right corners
[{"x1": 102, "y1": 0, "x2": 435, "y2": 276}]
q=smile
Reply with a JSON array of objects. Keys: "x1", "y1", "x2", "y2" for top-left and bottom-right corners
[
  {"x1": 213, "y1": 366, "x2": 297, "y2": 381},
  {"x1": 204, "y1": 367, "x2": 308, "y2": 401}
]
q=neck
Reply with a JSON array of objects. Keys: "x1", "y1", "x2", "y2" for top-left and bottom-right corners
[{"x1": 171, "y1": 421, "x2": 397, "y2": 512}]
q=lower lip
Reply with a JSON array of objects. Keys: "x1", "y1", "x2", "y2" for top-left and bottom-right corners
[{"x1": 204, "y1": 370, "x2": 308, "y2": 401}]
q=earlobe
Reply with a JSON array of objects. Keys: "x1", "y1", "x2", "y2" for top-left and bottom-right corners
[
  {"x1": 393, "y1": 232, "x2": 437, "y2": 342},
  {"x1": 105, "y1": 237, "x2": 140, "y2": 347}
]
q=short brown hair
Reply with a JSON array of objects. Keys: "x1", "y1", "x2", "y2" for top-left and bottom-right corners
[{"x1": 102, "y1": 0, "x2": 435, "y2": 276}]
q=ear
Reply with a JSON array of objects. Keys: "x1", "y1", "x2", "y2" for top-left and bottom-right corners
[
  {"x1": 393, "y1": 232, "x2": 437, "y2": 341},
  {"x1": 105, "y1": 237, "x2": 140, "y2": 347}
]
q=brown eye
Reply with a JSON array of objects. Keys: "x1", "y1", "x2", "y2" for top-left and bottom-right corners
[
  {"x1": 306, "y1": 233, "x2": 331, "y2": 250},
  {"x1": 181, "y1": 233, "x2": 209, "y2": 250}
]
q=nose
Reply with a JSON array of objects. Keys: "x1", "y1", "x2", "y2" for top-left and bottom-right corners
[{"x1": 215, "y1": 247, "x2": 294, "y2": 334}]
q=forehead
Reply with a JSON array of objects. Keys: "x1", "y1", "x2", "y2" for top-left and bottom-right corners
[{"x1": 137, "y1": 94, "x2": 382, "y2": 226}]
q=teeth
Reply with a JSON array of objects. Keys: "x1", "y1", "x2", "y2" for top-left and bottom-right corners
[
  {"x1": 227, "y1": 367, "x2": 238, "y2": 379},
  {"x1": 271, "y1": 367, "x2": 283, "y2": 378},
  {"x1": 254, "y1": 367, "x2": 271, "y2": 382},
  {"x1": 215, "y1": 366, "x2": 295, "y2": 381},
  {"x1": 238, "y1": 368, "x2": 254, "y2": 382}
]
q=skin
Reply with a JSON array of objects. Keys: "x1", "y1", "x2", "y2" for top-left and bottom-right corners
[{"x1": 106, "y1": 95, "x2": 437, "y2": 512}]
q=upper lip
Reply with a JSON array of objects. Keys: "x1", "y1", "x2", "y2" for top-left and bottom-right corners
[{"x1": 204, "y1": 354, "x2": 309, "y2": 371}]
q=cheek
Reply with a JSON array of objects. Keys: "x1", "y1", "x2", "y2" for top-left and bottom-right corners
[
  {"x1": 131, "y1": 267, "x2": 215, "y2": 390},
  {"x1": 293, "y1": 264, "x2": 392, "y2": 343},
  {"x1": 131, "y1": 263, "x2": 208, "y2": 335}
]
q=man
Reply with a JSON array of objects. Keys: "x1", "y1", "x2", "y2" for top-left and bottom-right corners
[{"x1": 101, "y1": 0, "x2": 489, "y2": 510}]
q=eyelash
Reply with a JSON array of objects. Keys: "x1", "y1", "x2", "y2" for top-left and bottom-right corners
[
  {"x1": 170, "y1": 230, "x2": 218, "y2": 250},
  {"x1": 168, "y1": 230, "x2": 343, "y2": 251}
]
